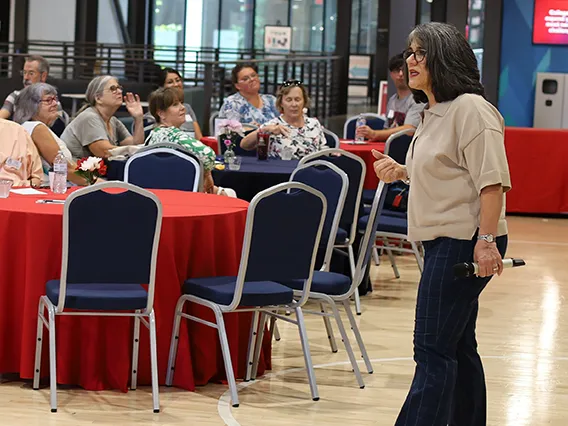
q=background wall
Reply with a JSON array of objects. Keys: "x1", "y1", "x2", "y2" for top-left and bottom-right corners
[{"x1": 499, "y1": 0, "x2": 568, "y2": 127}]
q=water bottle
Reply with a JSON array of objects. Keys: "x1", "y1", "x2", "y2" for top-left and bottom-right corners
[
  {"x1": 52, "y1": 150, "x2": 67, "y2": 194},
  {"x1": 355, "y1": 114, "x2": 366, "y2": 142}
]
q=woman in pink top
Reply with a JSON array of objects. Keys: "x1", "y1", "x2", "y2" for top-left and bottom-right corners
[{"x1": 0, "y1": 119, "x2": 42, "y2": 187}]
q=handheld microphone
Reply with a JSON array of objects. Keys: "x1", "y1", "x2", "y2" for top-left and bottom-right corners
[{"x1": 453, "y1": 258, "x2": 526, "y2": 278}]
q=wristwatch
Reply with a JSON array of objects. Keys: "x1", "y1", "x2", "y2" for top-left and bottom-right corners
[{"x1": 477, "y1": 234, "x2": 495, "y2": 243}]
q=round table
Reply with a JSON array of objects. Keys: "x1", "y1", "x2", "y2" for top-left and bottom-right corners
[
  {"x1": 0, "y1": 189, "x2": 271, "y2": 391},
  {"x1": 213, "y1": 157, "x2": 299, "y2": 201},
  {"x1": 340, "y1": 140, "x2": 385, "y2": 190}
]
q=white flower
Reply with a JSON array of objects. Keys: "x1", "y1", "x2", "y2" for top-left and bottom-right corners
[{"x1": 79, "y1": 156, "x2": 102, "y2": 172}]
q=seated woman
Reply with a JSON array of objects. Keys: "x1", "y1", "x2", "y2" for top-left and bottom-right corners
[
  {"x1": 143, "y1": 68, "x2": 203, "y2": 139},
  {"x1": 240, "y1": 80, "x2": 326, "y2": 159},
  {"x1": 147, "y1": 87, "x2": 234, "y2": 196},
  {"x1": 0, "y1": 119, "x2": 42, "y2": 187},
  {"x1": 61, "y1": 75, "x2": 144, "y2": 159},
  {"x1": 13, "y1": 83, "x2": 87, "y2": 186},
  {"x1": 219, "y1": 63, "x2": 279, "y2": 126}
]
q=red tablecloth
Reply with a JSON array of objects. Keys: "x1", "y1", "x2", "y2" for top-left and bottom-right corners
[
  {"x1": 201, "y1": 136, "x2": 219, "y2": 154},
  {"x1": 504, "y1": 127, "x2": 568, "y2": 214},
  {"x1": 0, "y1": 189, "x2": 271, "y2": 391},
  {"x1": 340, "y1": 141, "x2": 385, "y2": 190}
]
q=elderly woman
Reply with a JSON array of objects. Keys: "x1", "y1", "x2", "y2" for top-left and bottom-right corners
[
  {"x1": 219, "y1": 63, "x2": 279, "y2": 126},
  {"x1": 146, "y1": 87, "x2": 234, "y2": 196},
  {"x1": 372, "y1": 23, "x2": 510, "y2": 426},
  {"x1": 143, "y1": 68, "x2": 202, "y2": 139},
  {"x1": 240, "y1": 80, "x2": 326, "y2": 159},
  {"x1": 0, "y1": 119, "x2": 42, "y2": 187},
  {"x1": 61, "y1": 75, "x2": 144, "y2": 159},
  {"x1": 13, "y1": 83, "x2": 86, "y2": 186}
]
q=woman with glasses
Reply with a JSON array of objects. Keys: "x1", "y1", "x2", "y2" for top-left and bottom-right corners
[
  {"x1": 218, "y1": 63, "x2": 279, "y2": 126},
  {"x1": 372, "y1": 23, "x2": 510, "y2": 426},
  {"x1": 142, "y1": 68, "x2": 203, "y2": 139},
  {"x1": 240, "y1": 80, "x2": 326, "y2": 159},
  {"x1": 61, "y1": 75, "x2": 144, "y2": 159},
  {"x1": 13, "y1": 83, "x2": 86, "y2": 186}
]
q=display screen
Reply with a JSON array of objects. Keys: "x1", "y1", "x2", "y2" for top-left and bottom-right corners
[{"x1": 533, "y1": 0, "x2": 568, "y2": 45}]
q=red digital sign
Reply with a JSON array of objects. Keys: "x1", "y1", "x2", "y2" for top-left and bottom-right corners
[{"x1": 533, "y1": 0, "x2": 568, "y2": 44}]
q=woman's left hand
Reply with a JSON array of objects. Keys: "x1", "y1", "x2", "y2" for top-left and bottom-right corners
[
  {"x1": 473, "y1": 240, "x2": 503, "y2": 277},
  {"x1": 124, "y1": 93, "x2": 144, "y2": 120},
  {"x1": 203, "y1": 172, "x2": 215, "y2": 194}
]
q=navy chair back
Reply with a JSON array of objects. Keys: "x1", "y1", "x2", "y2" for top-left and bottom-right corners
[
  {"x1": 322, "y1": 128, "x2": 340, "y2": 149},
  {"x1": 385, "y1": 129, "x2": 414, "y2": 165},
  {"x1": 343, "y1": 114, "x2": 385, "y2": 139},
  {"x1": 124, "y1": 146, "x2": 202, "y2": 192},
  {"x1": 290, "y1": 161, "x2": 348, "y2": 270},
  {"x1": 227, "y1": 182, "x2": 326, "y2": 309},
  {"x1": 299, "y1": 149, "x2": 365, "y2": 242},
  {"x1": 58, "y1": 182, "x2": 162, "y2": 311}
]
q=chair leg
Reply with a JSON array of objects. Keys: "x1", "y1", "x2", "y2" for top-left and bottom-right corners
[
  {"x1": 295, "y1": 306, "x2": 319, "y2": 401},
  {"x1": 214, "y1": 307, "x2": 240, "y2": 407},
  {"x1": 148, "y1": 310, "x2": 160, "y2": 413},
  {"x1": 372, "y1": 246, "x2": 380, "y2": 266},
  {"x1": 245, "y1": 311, "x2": 260, "y2": 382},
  {"x1": 343, "y1": 299, "x2": 373, "y2": 374},
  {"x1": 348, "y1": 245, "x2": 363, "y2": 315},
  {"x1": 272, "y1": 320, "x2": 281, "y2": 341},
  {"x1": 166, "y1": 297, "x2": 186, "y2": 386},
  {"x1": 251, "y1": 312, "x2": 267, "y2": 380},
  {"x1": 33, "y1": 298, "x2": 46, "y2": 391},
  {"x1": 320, "y1": 303, "x2": 338, "y2": 353},
  {"x1": 131, "y1": 310, "x2": 141, "y2": 390},
  {"x1": 383, "y1": 237, "x2": 400, "y2": 278},
  {"x1": 325, "y1": 298, "x2": 365, "y2": 388},
  {"x1": 411, "y1": 241, "x2": 424, "y2": 273},
  {"x1": 47, "y1": 303, "x2": 57, "y2": 413}
]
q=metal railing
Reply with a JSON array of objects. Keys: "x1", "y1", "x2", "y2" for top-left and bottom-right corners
[{"x1": 0, "y1": 41, "x2": 343, "y2": 132}]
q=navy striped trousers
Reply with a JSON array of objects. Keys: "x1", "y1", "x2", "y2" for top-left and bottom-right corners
[{"x1": 396, "y1": 235, "x2": 508, "y2": 426}]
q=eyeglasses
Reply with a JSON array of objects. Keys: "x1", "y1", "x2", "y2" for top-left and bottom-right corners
[
  {"x1": 107, "y1": 85, "x2": 124, "y2": 93},
  {"x1": 403, "y1": 49, "x2": 427, "y2": 63},
  {"x1": 238, "y1": 73, "x2": 259, "y2": 83},
  {"x1": 20, "y1": 70, "x2": 38, "y2": 77},
  {"x1": 38, "y1": 96, "x2": 58, "y2": 105},
  {"x1": 281, "y1": 80, "x2": 303, "y2": 87}
]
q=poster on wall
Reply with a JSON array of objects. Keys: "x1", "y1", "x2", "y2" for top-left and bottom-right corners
[
  {"x1": 533, "y1": 0, "x2": 568, "y2": 45},
  {"x1": 264, "y1": 26, "x2": 292, "y2": 54}
]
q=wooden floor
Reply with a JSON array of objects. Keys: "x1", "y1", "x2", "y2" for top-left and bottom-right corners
[{"x1": 2, "y1": 215, "x2": 568, "y2": 425}]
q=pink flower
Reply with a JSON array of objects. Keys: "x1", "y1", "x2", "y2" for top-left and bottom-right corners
[{"x1": 224, "y1": 139, "x2": 232, "y2": 147}]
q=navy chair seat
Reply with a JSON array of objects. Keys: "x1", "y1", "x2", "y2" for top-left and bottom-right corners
[
  {"x1": 183, "y1": 276, "x2": 294, "y2": 307},
  {"x1": 362, "y1": 188, "x2": 375, "y2": 205},
  {"x1": 281, "y1": 271, "x2": 351, "y2": 295},
  {"x1": 335, "y1": 227, "x2": 348, "y2": 244},
  {"x1": 362, "y1": 205, "x2": 406, "y2": 218},
  {"x1": 358, "y1": 214, "x2": 408, "y2": 234},
  {"x1": 46, "y1": 281, "x2": 148, "y2": 311}
]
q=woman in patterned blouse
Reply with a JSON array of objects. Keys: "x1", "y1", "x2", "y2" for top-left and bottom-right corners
[
  {"x1": 240, "y1": 80, "x2": 326, "y2": 159},
  {"x1": 146, "y1": 88, "x2": 234, "y2": 196},
  {"x1": 219, "y1": 63, "x2": 279, "y2": 125}
]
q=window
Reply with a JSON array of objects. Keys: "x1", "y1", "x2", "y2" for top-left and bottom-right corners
[
  {"x1": 350, "y1": 0, "x2": 378, "y2": 54},
  {"x1": 219, "y1": 0, "x2": 254, "y2": 50},
  {"x1": 254, "y1": 0, "x2": 289, "y2": 50},
  {"x1": 291, "y1": 0, "x2": 325, "y2": 52},
  {"x1": 153, "y1": 0, "x2": 186, "y2": 64}
]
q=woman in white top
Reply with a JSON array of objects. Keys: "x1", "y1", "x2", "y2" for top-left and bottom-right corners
[
  {"x1": 13, "y1": 83, "x2": 86, "y2": 186},
  {"x1": 240, "y1": 80, "x2": 326, "y2": 159}
]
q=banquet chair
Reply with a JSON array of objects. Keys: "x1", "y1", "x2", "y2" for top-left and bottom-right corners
[
  {"x1": 264, "y1": 161, "x2": 368, "y2": 384},
  {"x1": 322, "y1": 127, "x2": 340, "y2": 149},
  {"x1": 343, "y1": 113, "x2": 385, "y2": 139},
  {"x1": 124, "y1": 143, "x2": 203, "y2": 192},
  {"x1": 208, "y1": 110, "x2": 219, "y2": 136},
  {"x1": 33, "y1": 182, "x2": 163, "y2": 413},
  {"x1": 260, "y1": 181, "x2": 388, "y2": 385},
  {"x1": 166, "y1": 182, "x2": 327, "y2": 407},
  {"x1": 299, "y1": 149, "x2": 366, "y2": 316}
]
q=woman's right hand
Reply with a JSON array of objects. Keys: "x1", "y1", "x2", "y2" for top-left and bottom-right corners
[
  {"x1": 371, "y1": 150, "x2": 407, "y2": 183},
  {"x1": 356, "y1": 125, "x2": 374, "y2": 140},
  {"x1": 261, "y1": 124, "x2": 290, "y2": 137}
]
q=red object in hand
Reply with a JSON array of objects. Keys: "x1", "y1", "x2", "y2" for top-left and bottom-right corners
[{"x1": 257, "y1": 130, "x2": 270, "y2": 161}]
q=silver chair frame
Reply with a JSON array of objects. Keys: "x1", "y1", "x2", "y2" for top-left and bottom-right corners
[
  {"x1": 166, "y1": 182, "x2": 327, "y2": 407},
  {"x1": 33, "y1": 182, "x2": 163, "y2": 413},
  {"x1": 322, "y1": 127, "x2": 340, "y2": 149},
  {"x1": 343, "y1": 112, "x2": 384, "y2": 139}
]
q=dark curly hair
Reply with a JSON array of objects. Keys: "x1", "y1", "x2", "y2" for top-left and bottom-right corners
[{"x1": 404, "y1": 22, "x2": 485, "y2": 104}]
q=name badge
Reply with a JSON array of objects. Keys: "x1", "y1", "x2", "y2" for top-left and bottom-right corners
[
  {"x1": 387, "y1": 109, "x2": 395, "y2": 119},
  {"x1": 5, "y1": 157, "x2": 22, "y2": 170}
]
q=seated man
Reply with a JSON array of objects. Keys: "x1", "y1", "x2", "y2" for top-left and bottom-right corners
[
  {"x1": 356, "y1": 53, "x2": 425, "y2": 141},
  {"x1": 0, "y1": 55, "x2": 68, "y2": 135}
]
